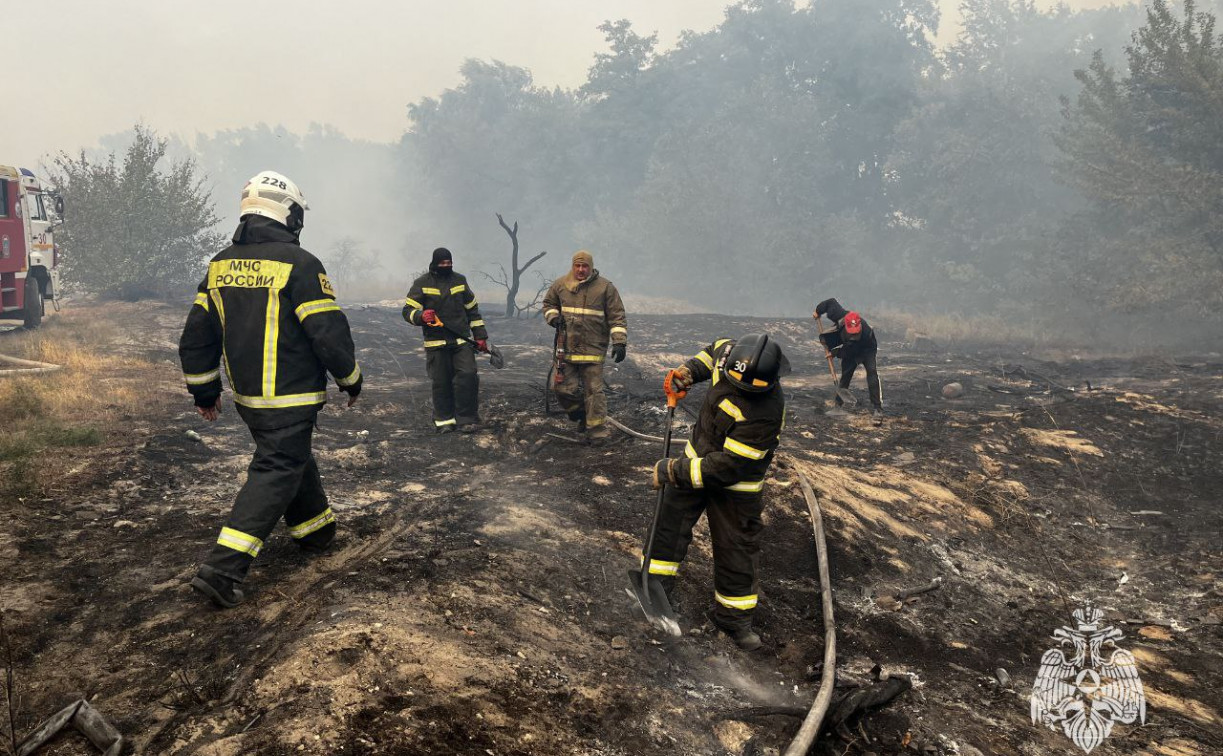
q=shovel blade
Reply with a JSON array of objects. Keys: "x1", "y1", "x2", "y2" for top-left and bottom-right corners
[
  {"x1": 624, "y1": 569, "x2": 682, "y2": 637},
  {"x1": 836, "y1": 387, "x2": 858, "y2": 405}
]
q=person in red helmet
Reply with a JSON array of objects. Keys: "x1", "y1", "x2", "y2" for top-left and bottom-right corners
[{"x1": 814, "y1": 298, "x2": 882, "y2": 415}]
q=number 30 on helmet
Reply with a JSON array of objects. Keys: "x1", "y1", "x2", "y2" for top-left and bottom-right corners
[
  {"x1": 723, "y1": 333, "x2": 791, "y2": 392},
  {"x1": 239, "y1": 170, "x2": 310, "y2": 232}
]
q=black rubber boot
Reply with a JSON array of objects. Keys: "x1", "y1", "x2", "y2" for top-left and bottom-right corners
[
  {"x1": 712, "y1": 613, "x2": 762, "y2": 651},
  {"x1": 190, "y1": 565, "x2": 245, "y2": 609},
  {"x1": 727, "y1": 627, "x2": 762, "y2": 651}
]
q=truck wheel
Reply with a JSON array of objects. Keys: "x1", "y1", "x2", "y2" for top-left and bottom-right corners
[{"x1": 22, "y1": 276, "x2": 43, "y2": 330}]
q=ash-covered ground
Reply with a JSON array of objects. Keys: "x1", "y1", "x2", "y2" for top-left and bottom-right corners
[{"x1": 2, "y1": 303, "x2": 1220, "y2": 755}]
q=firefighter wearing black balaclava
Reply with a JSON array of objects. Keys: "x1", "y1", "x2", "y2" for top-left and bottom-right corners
[
  {"x1": 814, "y1": 297, "x2": 882, "y2": 415},
  {"x1": 179, "y1": 170, "x2": 362, "y2": 609},
  {"x1": 403, "y1": 248, "x2": 489, "y2": 432},
  {"x1": 642, "y1": 333, "x2": 788, "y2": 651}
]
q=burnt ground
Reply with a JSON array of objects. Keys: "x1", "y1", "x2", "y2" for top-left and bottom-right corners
[{"x1": 1, "y1": 302, "x2": 1221, "y2": 756}]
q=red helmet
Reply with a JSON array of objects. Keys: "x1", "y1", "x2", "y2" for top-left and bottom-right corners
[{"x1": 843, "y1": 311, "x2": 863, "y2": 335}]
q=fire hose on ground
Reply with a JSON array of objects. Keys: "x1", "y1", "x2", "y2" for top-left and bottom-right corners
[
  {"x1": 0, "y1": 354, "x2": 62, "y2": 376},
  {"x1": 783, "y1": 466, "x2": 837, "y2": 756}
]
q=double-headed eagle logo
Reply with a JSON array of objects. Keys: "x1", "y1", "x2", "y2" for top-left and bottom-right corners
[{"x1": 1031, "y1": 605, "x2": 1146, "y2": 753}]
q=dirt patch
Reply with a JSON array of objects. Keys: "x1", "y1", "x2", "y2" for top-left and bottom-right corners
[{"x1": 1, "y1": 302, "x2": 1220, "y2": 755}]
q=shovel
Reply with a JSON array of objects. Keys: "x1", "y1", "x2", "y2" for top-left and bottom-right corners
[
  {"x1": 432, "y1": 315, "x2": 505, "y2": 369},
  {"x1": 815, "y1": 314, "x2": 857, "y2": 406},
  {"x1": 625, "y1": 371, "x2": 686, "y2": 637}
]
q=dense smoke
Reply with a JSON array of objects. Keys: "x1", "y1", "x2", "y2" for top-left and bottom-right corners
[{"x1": 29, "y1": 0, "x2": 1223, "y2": 344}]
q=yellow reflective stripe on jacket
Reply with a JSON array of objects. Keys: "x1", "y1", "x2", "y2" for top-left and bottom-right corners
[
  {"x1": 288, "y1": 508, "x2": 335, "y2": 539},
  {"x1": 561, "y1": 306, "x2": 605, "y2": 317},
  {"x1": 718, "y1": 398, "x2": 746, "y2": 422},
  {"x1": 713, "y1": 338, "x2": 733, "y2": 350},
  {"x1": 567, "y1": 354, "x2": 604, "y2": 363},
  {"x1": 405, "y1": 297, "x2": 423, "y2": 310},
  {"x1": 434, "y1": 418, "x2": 457, "y2": 427},
  {"x1": 728, "y1": 479, "x2": 765, "y2": 493},
  {"x1": 469, "y1": 319, "x2": 486, "y2": 328},
  {"x1": 295, "y1": 298, "x2": 341, "y2": 321},
  {"x1": 263, "y1": 289, "x2": 281, "y2": 397},
  {"x1": 690, "y1": 457, "x2": 704, "y2": 488},
  {"x1": 423, "y1": 339, "x2": 450, "y2": 348},
  {"x1": 337, "y1": 364, "x2": 361, "y2": 387},
  {"x1": 695, "y1": 350, "x2": 714, "y2": 369},
  {"x1": 217, "y1": 527, "x2": 263, "y2": 557},
  {"x1": 465, "y1": 298, "x2": 479, "y2": 310},
  {"x1": 232, "y1": 391, "x2": 327, "y2": 409},
  {"x1": 450, "y1": 284, "x2": 466, "y2": 295},
  {"x1": 724, "y1": 437, "x2": 767, "y2": 460},
  {"x1": 422, "y1": 287, "x2": 442, "y2": 295},
  {"x1": 610, "y1": 326, "x2": 627, "y2": 335},
  {"x1": 193, "y1": 292, "x2": 209, "y2": 310},
  {"x1": 543, "y1": 308, "x2": 560, "y2": 320},
  {"x1": 685, "y1": 440, "x2": 698, "y2": 459},
  {"x1": 184, "y1": 368, "x2": 220, "y2": 385},
  {"x1": 715, "y1": 592, "x2": 758, "y2": 610},
  {"x1": 209, "y1": 289, "x2": 226, "y2": 326},
  {"x1": 643, "y1": 558, "x2": 680, "y2": 576}
]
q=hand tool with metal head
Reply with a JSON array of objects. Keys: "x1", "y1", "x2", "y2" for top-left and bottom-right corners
[
  {"x1": 814, "y1": 314, "x2": 857, "y2": 406},
  {"x1": 625, "y1": 369, "x2": 686, "y2": 637}
]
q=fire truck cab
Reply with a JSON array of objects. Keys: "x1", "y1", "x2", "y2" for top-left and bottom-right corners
[{"x1": 0, "y1": 165, "x2": 63, "y2": 329}]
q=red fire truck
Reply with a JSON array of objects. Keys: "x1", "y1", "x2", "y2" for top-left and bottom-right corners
[{"x1": 0, "y1": 165, "x2": 63, "y2": 329}]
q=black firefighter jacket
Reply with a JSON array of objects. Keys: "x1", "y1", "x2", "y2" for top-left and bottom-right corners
[
  {"x1": 402, "y1": 271, "x2": 488, "y2": 348},
  {"x1": 668, "y1": 338, "x2": 786, "y2": 495},
  {"x1": 815, "y1": 297, "x2": 877, "y2": 359},
  {"x1": 179, "y1": 216, "x2": 361, "y2": 430}
]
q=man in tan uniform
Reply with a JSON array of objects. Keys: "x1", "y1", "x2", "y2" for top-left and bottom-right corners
[{"x1": 543, "y1": 250, "x2": 628, "y2": 445}]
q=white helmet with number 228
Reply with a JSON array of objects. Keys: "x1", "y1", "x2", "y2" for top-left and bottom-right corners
[{"x1": 239, "y1": 170, "x2": 309, "y2": 231}]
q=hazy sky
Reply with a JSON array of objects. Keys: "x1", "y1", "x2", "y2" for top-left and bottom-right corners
[{"x1": 5, "y1": 0, "x2": 1121, "y2": 170}]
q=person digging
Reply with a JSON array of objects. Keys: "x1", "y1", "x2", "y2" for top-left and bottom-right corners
[
  {"x1": 636, "y1": 334, "x2": 788, "y2": 651},
  {"x1": 814, "y1": 298, "x2": 883, "y2": 417}
]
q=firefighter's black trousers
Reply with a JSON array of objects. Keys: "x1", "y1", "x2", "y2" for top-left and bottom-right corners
[
  {"x1": 426, "y1": 343, "x2": 479, "y2": 428},
  {"x1": 645, "y1": 485, "x2": 765, "y2": 631},
  {"x1": 205, "y1": 417, "x2": 335, "y2": 582},
  {"x1": 837, "y1": 347, "x2": 883, "y2": 409}
]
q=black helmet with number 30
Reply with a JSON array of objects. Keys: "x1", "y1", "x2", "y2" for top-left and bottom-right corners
[{"x1": 723, "y1": 333, "x2": 790, "y2": 393}]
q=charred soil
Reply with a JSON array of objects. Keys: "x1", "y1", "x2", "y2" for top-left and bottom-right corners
[{"x1": 1, "y1": 303, "x2": 1220, "y2": 755}]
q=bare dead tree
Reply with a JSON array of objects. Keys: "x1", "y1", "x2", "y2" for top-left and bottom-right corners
[
  {"x1": 493, "y1": 213, "x2": 546, "y2": 317},
  {"x1": 480, "y1": 268, "x2": 550, "y2": 318},
  {"x1": 516, "y1": 271, "x2": 551, "y2": 318}
]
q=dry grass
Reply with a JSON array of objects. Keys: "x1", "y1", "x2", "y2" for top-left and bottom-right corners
[
  {"x1": 872, "y1": 308, "x2": 1046, "y2": 348},
  {"x1": 0, "y1": 312, "x2": 152, "y2": 495}
]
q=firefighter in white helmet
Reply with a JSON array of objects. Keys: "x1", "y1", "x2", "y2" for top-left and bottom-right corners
[{"x1": 179, "y1": 171, "x2": 362, "y2": 608}]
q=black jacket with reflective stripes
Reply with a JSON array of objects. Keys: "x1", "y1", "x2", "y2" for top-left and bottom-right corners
[
  {"x1": 669, "y1": 338, "x2": 785, "y2": 494},
  {"x1": 815, "y1": 298, "x2": 877, "y2": 358},
  {"x1": 402, "y1": 271, "x2": 488, "y2": 349},
  {"x1": 179, "y1": 217, "x2": 361, "y2": 430}
]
